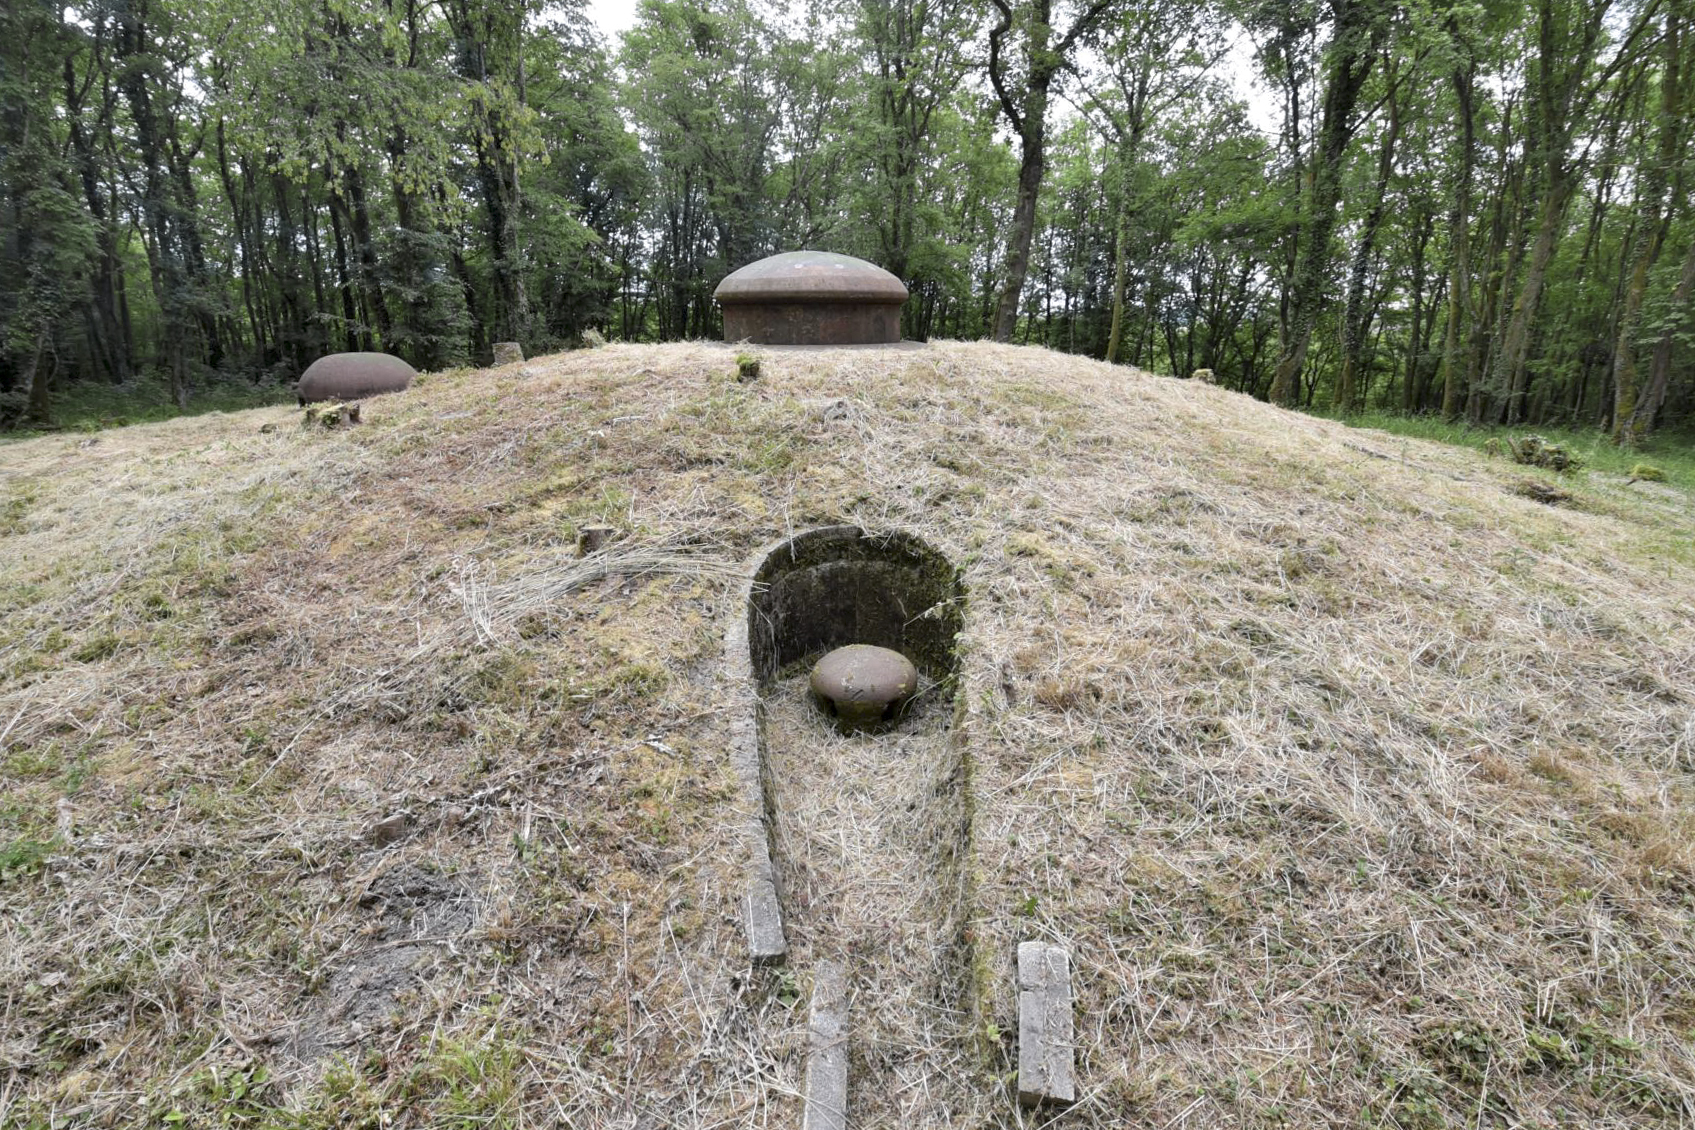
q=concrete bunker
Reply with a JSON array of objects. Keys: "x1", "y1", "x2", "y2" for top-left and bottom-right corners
[
  {"x1": 714, "y1": 251, "x2": 908, "y2": 345},
  {"x1": 722, "y1": 527, "x2": 1007, "y2": 1119},
  {"x1": 722, "y1": 525, "x2": 966, "y2": 965},
  {"x1": 297, "y1": 351, "x2": 416, "y2": 405}
]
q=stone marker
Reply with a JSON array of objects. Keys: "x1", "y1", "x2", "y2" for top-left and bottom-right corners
[
  {"x1": 492, "y1": 341, "x2": 524, "y2": 366},
  {"x1": 802, "y1": 960, "x2": 850, "y2": 1130},
  {"x1": 809, "y1": 644, "x2": 918, "y2": 731},
  {"x1": 1017, "y1": 941, "x2": 1075, "y2": 1109}
]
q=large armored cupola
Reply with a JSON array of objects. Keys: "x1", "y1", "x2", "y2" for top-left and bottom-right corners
[{"x1": 714, "y1": 251, "x2": 908, "y2": 345}]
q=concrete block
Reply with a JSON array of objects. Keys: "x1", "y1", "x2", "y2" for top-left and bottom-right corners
[
  {"x1": 802, "y1": 960, "x2": 849, "y2": 1130},
  {"x1": 1017, "y1": 941, "x2": 1074, "y2": 1109}
]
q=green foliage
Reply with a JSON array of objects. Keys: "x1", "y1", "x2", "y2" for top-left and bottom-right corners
[
  {"x1": 1349, "y1": 413, "x2": 1695, "y2": 484},
  {"x1": 0, "y1": 836, "x2": 54, "y2": 883},
  {"x1": 3, "y1": 0, "x2": 1694, "y2": 441},
  {"x1": 1504, "y1": 434, "x2": 1584, "y2": 472}
]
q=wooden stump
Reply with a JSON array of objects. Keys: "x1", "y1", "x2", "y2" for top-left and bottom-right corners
[
  {"x1": 577, "y1": 525, "x2": 615, "y2": 556},
  {"x1": 302, "y1": 402, "x2": 361, "y2": 428}
]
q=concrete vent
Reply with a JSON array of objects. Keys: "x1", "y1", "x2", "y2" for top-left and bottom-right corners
[
  {"x1": 714, "y1": 251, "x2": 908, "y2": 345},
  {"x1": 297, "y1": 352, "x2": 416, "y2": 405}
]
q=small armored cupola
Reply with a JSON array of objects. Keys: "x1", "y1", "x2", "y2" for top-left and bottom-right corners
[
  {"x1": 809, "y1": 644, "x2": 919, "y2": 731},
  {"x1": 714, "y1": 251, "x2": 908, "y2": 345},
  {"x1": 297, "y1": 352, "x2": 416, "y2": 405}
]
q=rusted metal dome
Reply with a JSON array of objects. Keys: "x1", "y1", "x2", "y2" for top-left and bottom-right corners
[
  {"x1": 297, "y1": 352, "x2": 416, "y2": 405},
  {"x1": 715, "y1": 251, "x2": 908, "y2": 345}
]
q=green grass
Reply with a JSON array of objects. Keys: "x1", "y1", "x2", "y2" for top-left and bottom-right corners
[
  {"x1": 3, "y1": 369, "x2": 294, "y2": 440},
  {"x1": 1342, "y1": 411, "x2": 1695, "y2": 483}
]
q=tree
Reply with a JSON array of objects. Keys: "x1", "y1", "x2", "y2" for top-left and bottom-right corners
[
  {"x1": 1613, "y1": 0, "x2": 1690, "y2": 443},
  {"x1": 853, "y1": 0, "x2": 973, "y2": 332},
  {"x1": 1, "y1": 0, "x2": 96, "y2": 425},
  {"x1": 1265, "y1": 0, "x2": 1390, "y2": 406},
  {"x1": 1485, "y1": 0, "x2": 1656, "y2": 424},
  {"x1": 985, "y1": 0, "x2": 1120, "y2": 342}
]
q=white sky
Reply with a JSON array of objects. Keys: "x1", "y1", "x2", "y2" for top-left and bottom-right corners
[{"x1": 587, "y1": 0, "x2": 641, "y2": 40}]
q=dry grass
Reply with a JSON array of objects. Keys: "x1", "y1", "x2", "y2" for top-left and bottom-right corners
[
  {"x1": 763, "y1": 671, "x2": 980, "y2": 1125},
  {"x1": 2, "y1": 340, "x2": 1694, "y2": 1127}
]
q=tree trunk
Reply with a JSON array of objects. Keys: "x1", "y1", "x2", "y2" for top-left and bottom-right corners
[
  {"x1": 1268, "y1": 1, "x2": 1381, "y2": 406},
  {"x1": 1438, "y1": 56, "x2": 1477, "y2": 420},
  {"x1": 1338, "y1": 78, "x2": 1403, "y2": 413},
  {"x1": 993, "y1": 116, "x2": 1047, "y2": 342},
  {"x1": 1633, "y1": 230, "x2": 1695, "y2": 437},
  {"x1": 114, "y1": 0, "x2": 192, "y2": 403},
  {"x1": 1613, "y1": 4, "x2": 1685, "y2": 444},
  {"x1": 22, "y1": 335, "x2": 52, "y2": 426},
  {"x1": 986, "y1": 0, "x2": 1115, "y2": 343},
  {"x1": 1105, "y1": 196, "x2": 1131, "y2": 364}
]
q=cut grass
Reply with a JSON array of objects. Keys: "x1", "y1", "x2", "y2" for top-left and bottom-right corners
[{"x1": 2, "y1": 344, "x2": 1694, "y2": 1127}]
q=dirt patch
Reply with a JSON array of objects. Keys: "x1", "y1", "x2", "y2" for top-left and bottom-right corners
[{"x1": 294, "y1": 864, "x2": 478, "y2": 1058}]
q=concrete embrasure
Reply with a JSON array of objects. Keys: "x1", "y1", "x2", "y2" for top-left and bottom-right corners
[
  {"x1": 724, "y1": 524, "x2": 968, "y2": 974},
  {"x1": 1017, "y1": 941, "x2": 1075, "y2": 1109},
  {"x1": 801, "y1": 960, "x2": 850, "y2": 1130}
]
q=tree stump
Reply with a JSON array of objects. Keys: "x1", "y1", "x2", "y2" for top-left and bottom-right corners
[
  {"x1": 302, "y1": 402, "x2": 361, "y2": 428},
  {"x1": 578, "y1": 525, "x2": 615, "y2": 556}
]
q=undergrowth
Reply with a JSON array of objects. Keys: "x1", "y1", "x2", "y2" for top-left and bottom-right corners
[
  {"x1": 3, "y1": 370, "x2": 295, "y2": 439},
  {"x1": 1343, "y1": 411, "x2": 1695, "y2": 483}
]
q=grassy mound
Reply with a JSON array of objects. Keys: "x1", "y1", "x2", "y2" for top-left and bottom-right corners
[{"x1": 3, "y1": 342, "x2": 1694, "y2": 1127}]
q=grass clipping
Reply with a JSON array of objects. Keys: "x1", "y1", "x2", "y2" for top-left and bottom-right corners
[{"x1": 2, "y1": 341, "x2": 1695, "y2": 1127}]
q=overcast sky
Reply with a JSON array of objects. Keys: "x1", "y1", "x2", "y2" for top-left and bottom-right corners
[{"x1": 586, "y1": 0, "x2": 640, "y2": 41}]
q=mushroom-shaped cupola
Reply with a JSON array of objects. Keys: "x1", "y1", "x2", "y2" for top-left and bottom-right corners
[
  {"x1": 714, "y1": 251, "x2": 907, "y2": 345},
  {"x1": 296, "y1": 352, "x2": 416, "y2": 405}
]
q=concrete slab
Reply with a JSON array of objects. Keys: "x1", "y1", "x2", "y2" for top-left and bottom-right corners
[
  {"x1": 1017, "y1": 941, "x2": 1075, "y2": 1109},
  {"x1": 802, "y1": 960, "x2": 850, "y2": 1130}
]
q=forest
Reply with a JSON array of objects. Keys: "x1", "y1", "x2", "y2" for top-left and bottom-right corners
[{"x1": 1, "y1": 0, "x2": 1691, "y2": 442}]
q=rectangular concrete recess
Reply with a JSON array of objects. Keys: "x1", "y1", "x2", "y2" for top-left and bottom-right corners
[
  {"x1": 802, "y1": 960, "x2": 850, "y2": 1130},
  {"x1": 1017, "y1": 941, "x2": 1075, "y2": 1109}
]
